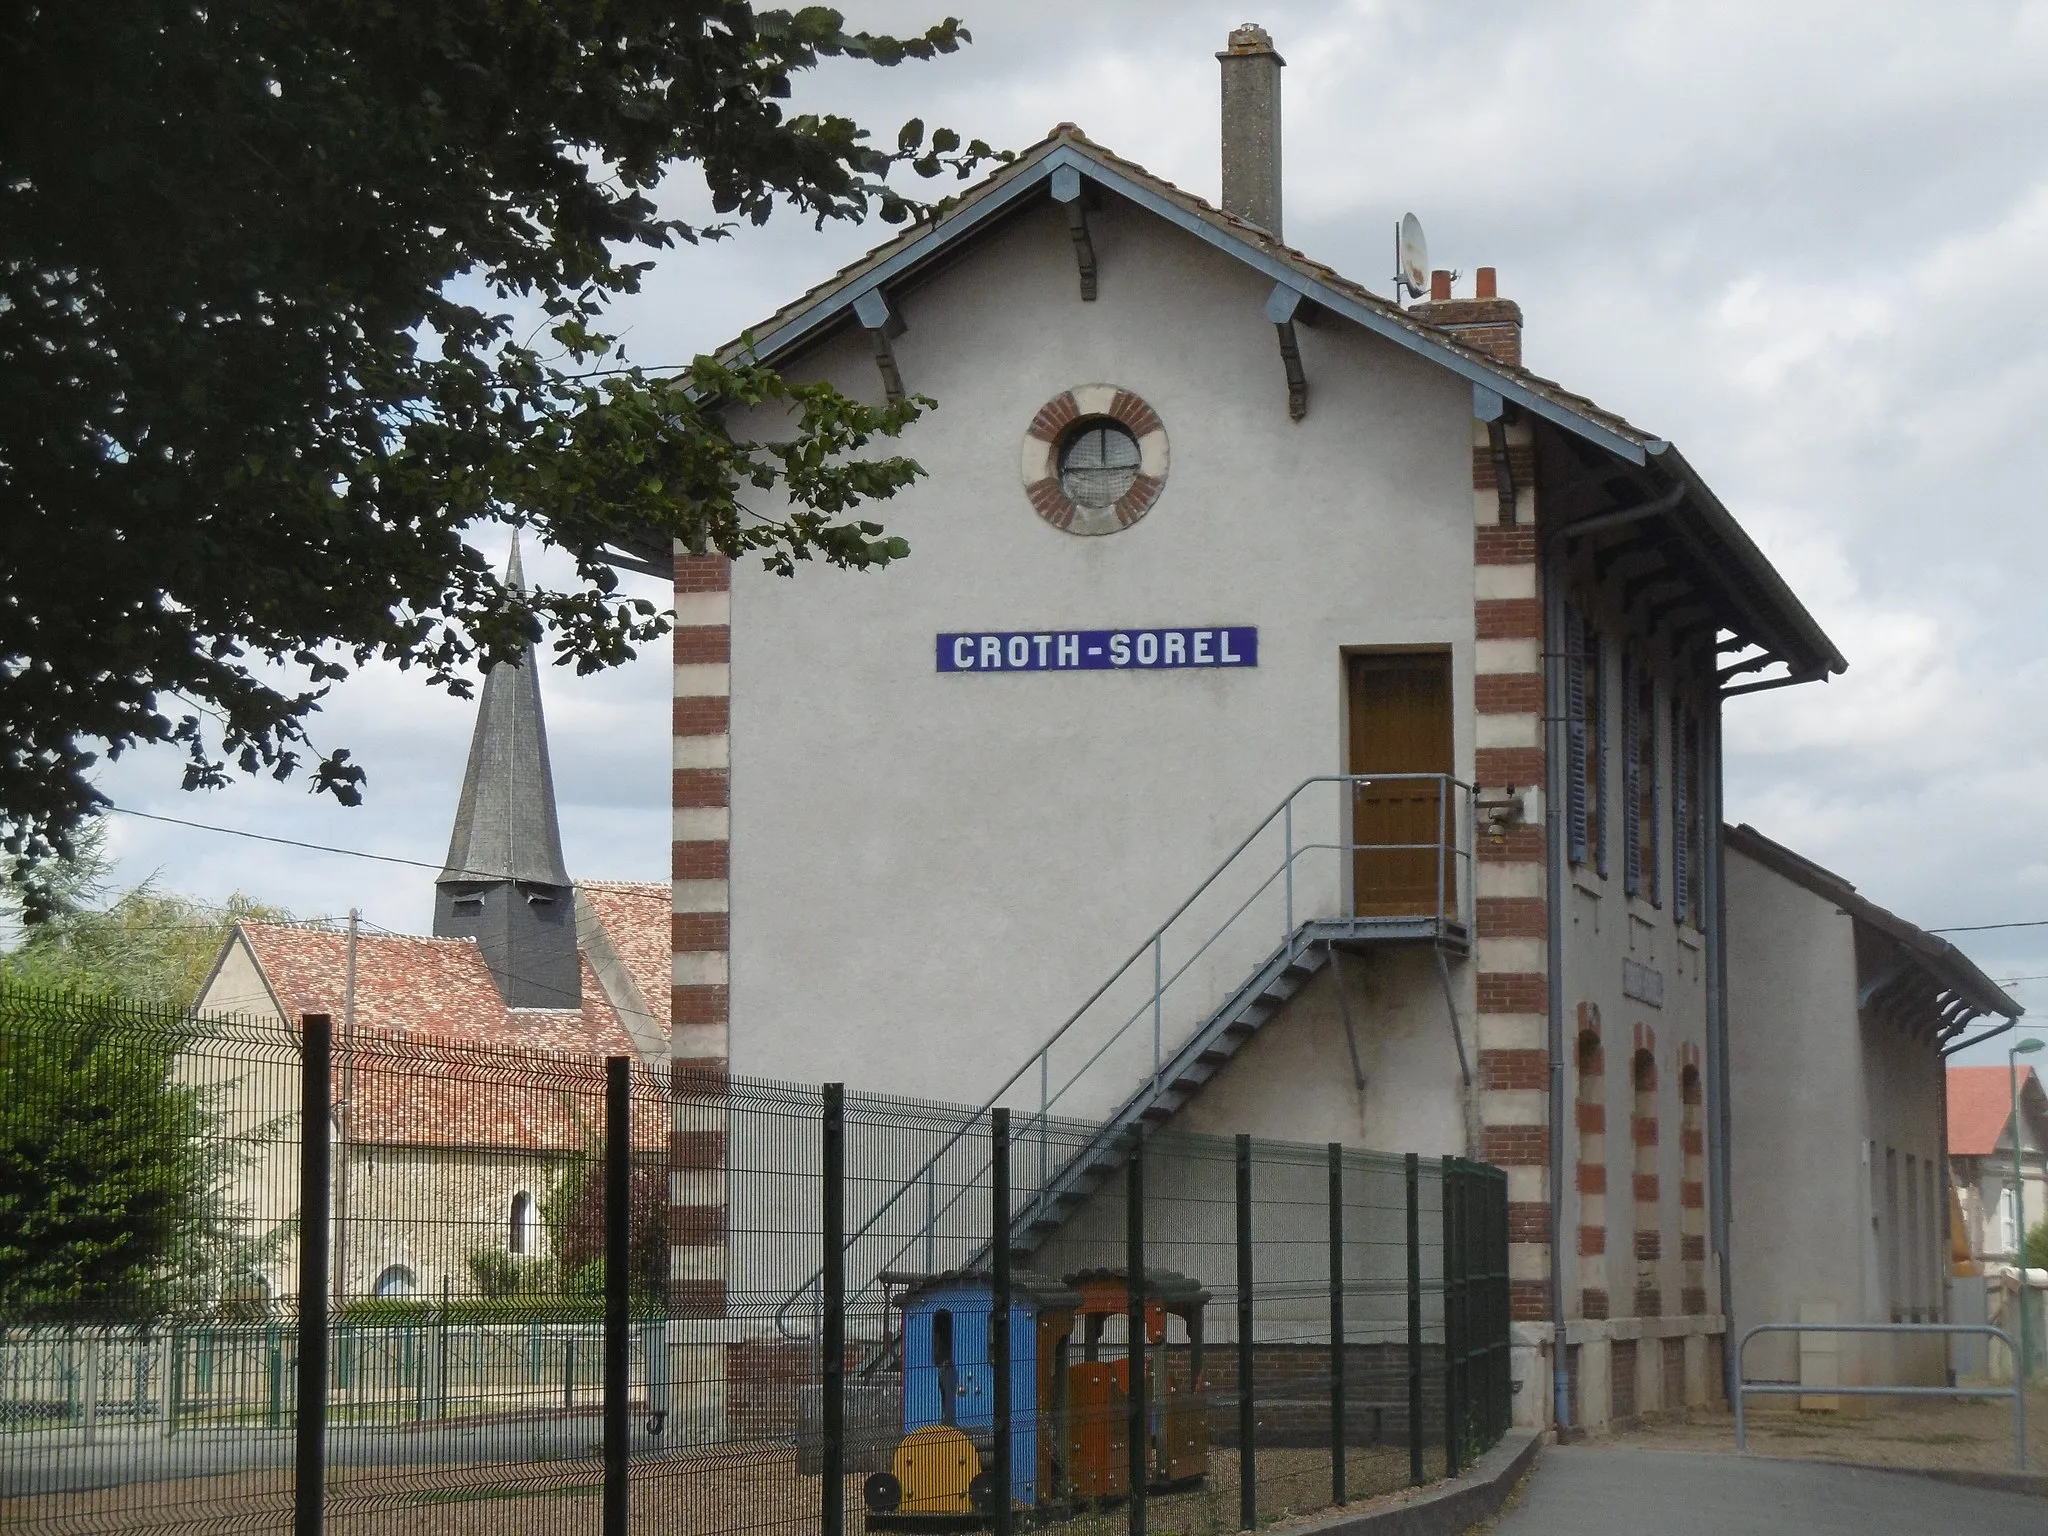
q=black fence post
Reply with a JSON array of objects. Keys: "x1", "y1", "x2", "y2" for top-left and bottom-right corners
[
  {"x1": 823, "y1": 1084, "x2": 846, "y2": 1536},
  {"x1": 1441, "y1": 1157, "x2": 1460, "y2": 1479},
  {"x1": 1235, "y1": 1134, "x2": 1255, "y2": 1532},
  {"x1": 603, "y1": 1057, "x2": 630, "y2": 1536},
  {"x1": 1327, "y1": 1142, "x2": 1345, "y2": 1507},
  {"x1": 991, "y1": 1109, "x2": 1013, "y2": 1536},
  {"x1": 1405, "y1": 1153, "x2": 1422, "y2": 1488},
  {"x1": 294, "y1": 1014, "x2": 332, "y2": 1536},
  {"x1": 1126, "y1": 1134, "x2": 1146, "y2": 1536},
  {"x1": 1493, "y1": 1169, "x2": 1511, "y2": 1445}
]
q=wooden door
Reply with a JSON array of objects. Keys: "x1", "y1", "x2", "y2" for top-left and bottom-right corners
[{"x1": 1347, "y1": 652, "x2": 1455, "y2": 917}]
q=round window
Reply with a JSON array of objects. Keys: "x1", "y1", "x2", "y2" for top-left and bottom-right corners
[
  {"x1": 1020, "y1": 385, "x2": 1168, "y2": 535},
  {"x1": 1058, "y1": 420, "x2": 1141, "y2": 509}
]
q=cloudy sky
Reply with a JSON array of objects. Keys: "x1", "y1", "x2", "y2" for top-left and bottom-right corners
[{"x1": 89, "y1": 1, "x2": 2048, "y2": 1060}]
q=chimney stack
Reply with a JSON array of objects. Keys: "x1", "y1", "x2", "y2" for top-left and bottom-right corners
[
  {"x1": 1409, "y1": 266, "x2": 1524, "y2": 368},
  {"x1": 1218, "y1": 24, "x2": 1284, "y2": 238}
]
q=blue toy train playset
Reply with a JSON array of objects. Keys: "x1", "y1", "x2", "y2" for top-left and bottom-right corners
[{"x1": 862, "y1": 1266, "x2": 1210, "y2": 1530}]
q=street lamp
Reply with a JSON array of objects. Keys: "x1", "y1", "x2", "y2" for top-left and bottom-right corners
[{"x1": 2012, "y1": 1037, "x2": 2045, "y2": 1384}]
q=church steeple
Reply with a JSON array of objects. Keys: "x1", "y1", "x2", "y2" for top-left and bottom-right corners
[{"x1": 433, "y1": 534, "x2": 580, "y2": 1008}]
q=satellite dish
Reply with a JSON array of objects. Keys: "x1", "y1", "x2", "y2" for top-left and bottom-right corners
[{"x1": 1395, "y1": 213, "x2": 1429, "y2": 301}]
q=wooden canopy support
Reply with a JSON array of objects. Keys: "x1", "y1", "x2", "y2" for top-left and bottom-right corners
[
  {"x1": 1051, "y1": 166, "x2": 1097, "y2": 301},
  {"x1": 1265, "y1": 283, "x2": 1310, "y2": 421},
  {"x1": 852, "y1": 287, "x2": 906, "y2": 402}
]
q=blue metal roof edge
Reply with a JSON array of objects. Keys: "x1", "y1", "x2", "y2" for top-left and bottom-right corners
[{"x1": 740, "y1": 142, "x2": 1650, "y2": 467}]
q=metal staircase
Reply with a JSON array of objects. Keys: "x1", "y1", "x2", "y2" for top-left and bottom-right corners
[{"x1": 774, "y1": 773, "x2": 1476, "y2": 1337}]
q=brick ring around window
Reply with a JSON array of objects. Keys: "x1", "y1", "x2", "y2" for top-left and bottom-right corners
[{"x1": 1020, "y1": 385, "x2": 1169, "y2": 536}]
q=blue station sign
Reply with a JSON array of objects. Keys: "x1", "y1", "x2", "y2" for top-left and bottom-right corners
[{"x1": 937, "y1": 627, "x2": 1257, "y2": 673}]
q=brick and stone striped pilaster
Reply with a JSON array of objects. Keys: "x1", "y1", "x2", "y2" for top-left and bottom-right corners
[
  {"x1": 1630, "y1": 1025, "x2": 1661, "y2": 1318},
  {"x1": 1575, "y1": 1004, "x2": 1609, "y2": 1320},
  {"x1": 1678, "y1": 1044, "x2": 1707, "y2": 1315},
  {"x1": 1470, "y1": 411, "x2": 1552, "y2": 1326},
  {"x1": 671, "y1": 550, "x2": 731, "y2": 1317}
]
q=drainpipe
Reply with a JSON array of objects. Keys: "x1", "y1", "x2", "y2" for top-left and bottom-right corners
[
  {"x1": 1541, "y1": 532, "x2": 1572, "y2": 1433},
  {"x1": 1542, "y1": 483, "x2": 1685, "y2": 1433},
  {"x1": 1705, "y1": 702, "x2": 1736, "y2": 1407}
]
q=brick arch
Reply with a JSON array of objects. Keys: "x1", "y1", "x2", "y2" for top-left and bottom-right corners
[{"x1": 1021, "y1": 385, "x2": 1170, "y2": 535}]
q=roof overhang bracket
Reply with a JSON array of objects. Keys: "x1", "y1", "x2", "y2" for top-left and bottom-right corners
[
  {"x1": 1051, "y1": 166, "x2": 1097, "y2": 301},
  {"x1": 852, "y1": 288, "x2": 907, "y2": 402},
  {"x1": 1265, "y1": 283, "x2": 1311, "y2": 421},
  {"x1": 1722, "y1": 667, "x2": 1826, "y2": 698},
  {"x1": 1475, "y1": 385, "x2": 1517, "y2": 525},
  {"x1": 1718, "y1": 650, "x2": 1777, "y2": 685}
]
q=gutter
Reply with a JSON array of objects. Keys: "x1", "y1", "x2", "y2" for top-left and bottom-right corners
[
  {"x1": 1542, "y1": 522, "x2": 1573, "y2": 1431},
  {"x1": 1706, "y1": 700, "x2": 1736, "y2": 1407}
]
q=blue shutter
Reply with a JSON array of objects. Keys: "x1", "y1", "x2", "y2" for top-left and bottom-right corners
[
  {"x1": 1566, "y1": 603, "x2": 1588, "y2": 865},
  {"x1": 1592, "y1": 633, "x2": 1608, "y2": 878},
  {"x1": 1622, "y1": 656, "x2": 1641, "y2": 898},
  {"x1": 1646, "y1": 673, "x2": 1662, "y2": 906},
  {"x1": 1672, "y1": 699, "x2": 1690, "y2": 925}
]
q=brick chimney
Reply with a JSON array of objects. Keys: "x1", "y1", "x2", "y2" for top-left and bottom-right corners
[
  {"x1": 1408, "y1": 265, "x2": 1523, "y2": 368},
  {"x1": 1218, "y1": 24, "x2": 1284, "y2": 238}
]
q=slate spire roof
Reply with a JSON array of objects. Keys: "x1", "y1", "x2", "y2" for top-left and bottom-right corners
[{"x1": 437, "y1": 535, "x2": 571, "y2": 888}]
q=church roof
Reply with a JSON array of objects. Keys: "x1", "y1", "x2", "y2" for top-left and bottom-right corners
[
  {"x1": 630, "y1": 123, "x2": 1842, "y2": 689},
  {"x1": 438, "y1": 536, "x2": 572, "y2": 888},
  {"x1": 217, "y1": 889, "x2": 670, "y2": 1152}
]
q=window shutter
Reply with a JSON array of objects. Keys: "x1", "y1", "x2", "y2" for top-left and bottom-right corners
[
  {"x1": 1566, "y1": 603, "x2": 1588, "y2": 865},
  {"x1": 1622, "y1": 656, "x2": 1641, "y2": 897},
  {"x1": 1672, "y1": 699, "x2": 1690, "y2": 925},
  {"x1": 1646, "y1": 674, "x2": 1662, "y2": 906},
  {"x1": 1592, "y1": 634, "x2": 1608, "y2": 877}
]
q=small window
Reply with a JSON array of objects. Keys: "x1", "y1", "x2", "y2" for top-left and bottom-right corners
[
  {"x1": 373, "y1": 1265, "x2": 417, "y2": 1299},
  {"x1": 1058, "y1": 420, "x2": 1141, "y2": 508},
  {"x1": 509, "y1": 1191, "x2": 536, "y2": 1256}
]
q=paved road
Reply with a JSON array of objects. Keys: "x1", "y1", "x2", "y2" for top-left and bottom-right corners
[{"x1": 1495, "y1": 1445, "x2": 2046, "y2": 1534}]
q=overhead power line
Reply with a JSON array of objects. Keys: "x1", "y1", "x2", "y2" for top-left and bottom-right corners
[
  {"x1": 1929, "y1": 920, "x2": 2048, "y2": 933},
  {"x1": 110, "y1": 806, "x2": 468, "y2": 877}
]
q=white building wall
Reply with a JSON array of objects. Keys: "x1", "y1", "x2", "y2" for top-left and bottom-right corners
[
  {"x1": 1725, "y1": 848, "x2": 1948, "y2": 1390},
  {"x1": 1725, "y1": 849, "x2": 1863, "y2": 1386},
  {"x1": 723, "y1": 195, "x2": 1477, "y2": 1143}
]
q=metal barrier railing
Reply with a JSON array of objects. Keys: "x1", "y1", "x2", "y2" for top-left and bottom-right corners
[{"x1": 1733, "y1": 1322, "x2": 2027, "y2": 1470}]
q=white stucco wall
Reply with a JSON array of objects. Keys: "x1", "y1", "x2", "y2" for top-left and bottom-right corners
[
  {"x1": 1725, "y1": 849, "x2": 1949, "y2": 1388},
  {"x1": 1725, "y1": 849, "x2": 1864, "y2": 1384},
  {"x1": 723, "y1": 193, "x2": 1477, "y2": 1146}
]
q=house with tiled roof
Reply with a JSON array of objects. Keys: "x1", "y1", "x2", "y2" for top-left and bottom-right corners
[
  {"x1": 192, "y1": 541, "x2": 695, "y2": 1308},
  {"x1": 580, "y1": 23, "x2": 2001, "y2": 1434},
  {"x1": 1948, "y1": 1064, "x2": 2048, "y2": 1270}
]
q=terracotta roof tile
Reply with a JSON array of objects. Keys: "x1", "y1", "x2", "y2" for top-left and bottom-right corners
[
  {"x1": 232, "y1": 900, "x2": 671, "y2": 1153},
  {"x1": 1948, "y1": 1064, "x2": 2042, "y2": 1158},
  {"x1": 578, "y1": 881, "x2": 671, "y2": 1030}
]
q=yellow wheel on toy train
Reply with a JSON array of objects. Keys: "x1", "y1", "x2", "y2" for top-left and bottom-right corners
[{"x1": 892, "y1": 1423, "x2": 982, "y2": 1513}]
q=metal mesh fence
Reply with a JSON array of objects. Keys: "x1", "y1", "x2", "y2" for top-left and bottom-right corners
[{"x1": 0, "y1": 984, "x2": 1511, "y2": 1536}]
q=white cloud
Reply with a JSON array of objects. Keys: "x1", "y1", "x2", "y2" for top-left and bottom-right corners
[{"x1": 84, "y1": 3, "x2": 2048, "y2": 1027}]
